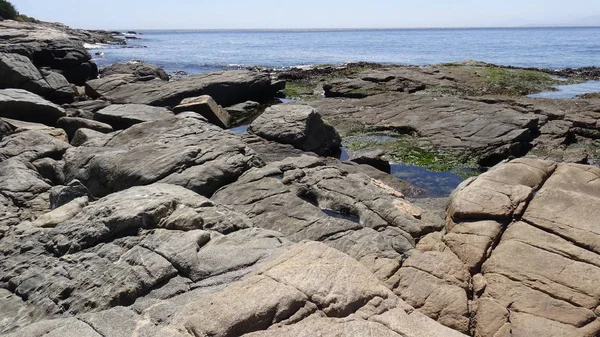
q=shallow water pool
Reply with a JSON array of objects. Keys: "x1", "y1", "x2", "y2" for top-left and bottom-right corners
[{"x1": 528, "y1": 80, "x2": 600, "y2": 99}]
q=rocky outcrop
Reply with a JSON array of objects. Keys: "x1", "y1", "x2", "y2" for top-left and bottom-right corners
[
  {"x1": 311, "y1": 93, "x2": 539, "y2": 165},
  {"x1": 173, "y1": 95, "x2": 231, "y2": 128},
  {"x1": 85, "y1": 70, "x2": 274, "y2": 108},
  {"x1": 100, "y1": 61, "x2": 170, "y2": 81},
  {"x1": 93, "y1": 103, "x2": 174, "y2": 130},
  {"x1": 0, "y1": 89, "x2": 66, "y2": 125},
  {"x1": 0, "y1": 21, "x2": 108, "y2": 85},
  {"x1": 249, "y1": 104, "x2": 342, "y2": 156},
  {"x1": 388, "y1": 158, "x2": 600, "y2": 336},
  {"x1": 213, "y1": 155, "x2": 443, "y2": 281},
  {"x1": 0, "y1": 52, "x2": 74, "y2": 103},
  {"x1": 63, "y1": 114, "x2": 264, "y2": 197}
]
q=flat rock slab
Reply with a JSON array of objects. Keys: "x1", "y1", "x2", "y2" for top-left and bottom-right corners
[
  {"x1": 0, "y1": 89, "x2": 66, "y2": 125},
  {"x1": 249, "y1": 104, "x2": 341, "y2": 156},
  {"x1": 93, "y1": 103, "x2": 174, "y2": 130},
  {"x1": 86, "y1": 70, "x2": 273, "y2": 108},
  {"x1": 63, "y1": 114, "x2": 264, "y2": 197}
]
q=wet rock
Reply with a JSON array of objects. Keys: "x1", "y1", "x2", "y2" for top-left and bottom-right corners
[
  {"x1": 226, "y1": 100, "x2": 260, "y2": 124},
  {"x1": 0, "y1": 52, "x2": 74, "y2": 104},
  {"x1": 55, "y1": 117, "x2": 113, "y2": 140},
  {"x1": 85, "y1": 70, "x2": 274, "y2": 108},
  {"x1": 93, "y1": 103, "x2": 174, "y2": 130},
  {"x1": 100, "y1": 61, "x2": 169, "y2": 81},
  {"x1": 0, "y1": 89, "x2": 66, "y2": 125},
  {"x1": 173, "y1": 95, "x2": 230, "y2": 128},
  {"x1": 248, "y1": 104, "x2": 341, "y2": 156},
  {"x1": 63, "y1": 114, "x2": 263, "y2": 197},
  {"x1": 49, "y1": 179, "x2": 93, "y2": 209}
]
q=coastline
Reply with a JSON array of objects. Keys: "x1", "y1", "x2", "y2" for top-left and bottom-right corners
[{"x1": 1, "y1": 18, "x2": 600, "y2": 337}]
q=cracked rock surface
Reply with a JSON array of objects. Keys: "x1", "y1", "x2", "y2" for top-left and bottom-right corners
[{"x1": 389, "y1": 158, "x2": 600, "y2": 336}]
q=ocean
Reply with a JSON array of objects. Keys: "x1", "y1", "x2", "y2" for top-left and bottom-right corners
[{"x1": 89, "y1": 27, "x2": 600, "y2": 75}]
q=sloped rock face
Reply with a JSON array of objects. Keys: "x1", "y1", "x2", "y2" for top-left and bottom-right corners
[
  {"x1": 389, "y1": 158, "x2": 600, "y2": 336},
  {"x1": 0, "y1": 89, "x2": 66, "y2": 125},
  {"x1": 63, "y1": 114, "x2": 264, "y2": 197},
  {"x1": 212, "y1": 155, "x2": 443, "y2": 282}
]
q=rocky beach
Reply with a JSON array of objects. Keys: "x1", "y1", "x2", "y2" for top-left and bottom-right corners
[{"x1": 0, "y1": 18, "x2": 600, "y2": 337}]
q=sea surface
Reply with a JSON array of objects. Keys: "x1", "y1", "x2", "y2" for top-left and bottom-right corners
[{"x1": 89, "y1": 27, "x2": 600, "y2": 75}]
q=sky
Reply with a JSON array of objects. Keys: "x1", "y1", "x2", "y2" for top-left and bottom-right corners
[{"x1": 10, "y1": 0, "x2": 600, "y2": 30}]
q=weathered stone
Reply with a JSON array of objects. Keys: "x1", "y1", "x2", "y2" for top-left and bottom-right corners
[
  {"x1": 63, "y1": 114, "x2": 263, "y2": 197},
  {"x1": 213, "y1": 155, "x2": 441, "y2": 281},
  {"x1": 55, "y1": 116, "x2": 113, "y2": 140},
  {"x1": 1, "y1": 118, "x2": 68, "y2": 142},
  {"x1": 173, "y1": 95, "x2": 230, "y2": 128},
  {"x1": 93, "y1": 103, "x2": 174, "y2": 130},
  {"x1": 85, "y1": 70, "x2": 274, "y2": 108},
  {"x1": 0, "y1": 89, "x2": 66, "y2": 125},
  {"x1": 70, "y1": 128, "x2": 109, "y2": 147},
  {"x1": 100, "y1": 61, "x2": 170, "y2": 81},
  {"x1": 249, "y1": 104, "x2": 341, "y2": 156},
  {"x1": 0, "y1": 52, "x2": 74, "y2": 103},
  {"x1": 49, "y1": 179, "x2": 93, "y2": 209}
]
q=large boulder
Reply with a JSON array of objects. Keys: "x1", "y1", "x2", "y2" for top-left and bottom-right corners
[
  {"x1": 173, "y1": 95, "x2": 230, "y2": 128},
  {"x1": 0, "y1": 89, "x2": 66, "y2": 125},
  {"x1": 100, "y1": 61, "x2": 169, "y2": 81},
  {"x1": 0, "y1": 52, "x2": 74, "y2": 104},
  {"x1": 93, "y1": 104, "x2": 174, "y2": 130},
  {"x1": 63, "y1": 114, "x2": 264, "y2": 197},
  {"x1": 248, "y1": 104, "x2": 341, "y2": 156},
  {"x1": 84, "y1": 70, "x2": 274, "y2": 108}
]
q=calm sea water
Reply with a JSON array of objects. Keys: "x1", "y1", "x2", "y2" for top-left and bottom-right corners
[{"x1": 89, "y1": 27, "x2": 600, "y2": 75}]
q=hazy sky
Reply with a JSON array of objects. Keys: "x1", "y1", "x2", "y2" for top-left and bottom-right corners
[{"x1": 10, "y1": 0, "x2": 600, "y2": 30}]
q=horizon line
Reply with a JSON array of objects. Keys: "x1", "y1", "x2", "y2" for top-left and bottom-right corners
[{"x1": 95, "y1": 25, "x2": 600, "y2": 32}]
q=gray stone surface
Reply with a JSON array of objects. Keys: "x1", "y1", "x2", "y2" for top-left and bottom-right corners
[
  {"x1": 0, "y1": 52, "x2": 74, "y2": 104},
  {"x1": 173, "y1": 95, "x2": 230, "y2": 128},
  {"x1": 63, "y1": 114, "x2": 264, "y2": 197},
  {"x1": 249, "y1": 104, "x2": 342, "y2": 156},
  {"x1": 93, "y1": 103, "x2": 174, "y2": 130},
  {"x1": 0, "y1": 89, "x2": 66, "y2": 125},
  {"x1": 85, "y1": 70, "x2": 274, "y2": 108},
  {"x1": 100, "y1": 61, "x2": 170, "y2": 81},
  {"x1": 56, "y1": 116, "x2": 113, "y2": 140}
]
